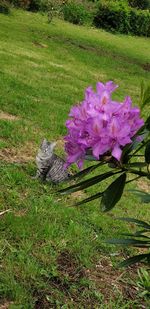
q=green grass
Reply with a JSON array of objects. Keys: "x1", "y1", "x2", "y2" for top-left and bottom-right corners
[{"x1": 0, "y1": 9, "x2": 150, "y2": 308}]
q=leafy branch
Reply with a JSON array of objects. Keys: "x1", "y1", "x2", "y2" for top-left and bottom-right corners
[{"x1": 60, "y1": 83, "x2": 150, "y2": 266}]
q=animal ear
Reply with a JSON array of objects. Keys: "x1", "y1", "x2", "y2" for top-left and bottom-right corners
[{"x1": 41, "y1": 138, "x2": 47, "y2": 147}]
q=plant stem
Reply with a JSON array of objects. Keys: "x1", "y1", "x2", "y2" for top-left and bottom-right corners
[{"x1": 126, "y1": 176, "x2": 141, "y2": 184}]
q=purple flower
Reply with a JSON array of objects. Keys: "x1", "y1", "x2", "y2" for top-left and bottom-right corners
[{"x1": 65, "y1": 81, "x2": 144, "y2": 168}]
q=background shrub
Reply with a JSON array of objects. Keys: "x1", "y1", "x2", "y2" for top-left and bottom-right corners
[
  {"x1": 129, "y1": 0, "x2": 150, "y2": 10},
  {"x1": 9, "y1": 0, "x2": 30, "y2": 9},
  {"x1": 6, "y1": 0, "x2": 150, "y2": 37},
  {"x1": 46, "y1": 0, "x2": 65, "y2": 23},
  {"x1": 62, "y1": 0, "x2": 93, "y2": 25},
  {"x1": 8, "y1": 0, "x2": 66, "y2": 11},
  {"x1": 0, "y1": 0, "x2": 11, "y2": 14},
  {"x1": 93, "y1": 0, "x2": 131, "y2": 34},
  {"x1": 27, "y1": 0, "x2": 39, "y2": 11},
  {"x1": 130, "y1": 8, "x2": 150, "y2": 36},
  {"x1": 28, "y1": 0, "x2": 44, "y2": 11},
  {"x1": 8, "y1": 0, "x2": 43, "y2": 10},
  {"x1": 93, "y1": 0, "x2": 150, "y2": 36}
]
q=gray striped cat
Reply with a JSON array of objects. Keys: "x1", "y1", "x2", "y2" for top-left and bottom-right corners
[{"x1": 36, "y1": 139, "x2": 69, "y2": 184}]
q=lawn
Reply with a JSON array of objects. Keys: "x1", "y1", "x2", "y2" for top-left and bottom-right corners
[{"x1": 0, "y1": 9, "x2": 150, "y2": 308}]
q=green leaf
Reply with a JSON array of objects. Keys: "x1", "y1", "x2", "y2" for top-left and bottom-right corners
[
  {"x1": 101, "y1": 173, "x2": 126, "y2": 212},
  {"x1": 106, "y1": 238, "x2": 150, "y2": 247},
  {"x1": 125, "y1": 162, "x2": 147, "y2": 168},
  {"x1": 122, "y1": 138, "x2": 141, "y2": 158},
  {"x1": 68, "y1": 162, "x2": 104, "y2": 181},
  {"x1": 134, "y1": 229, "x2": 150, "y2": 236},
  {"x1": 122, "y1": 127, "x2": 149, "y2": 162},
  {"x1": 128, "y1": 189, "x2": 150, "y2": 203},
  {"x1": 119, "y1": 254, "x2": 150, "y2": 267},
  {"x1": 145, "y1": 141, "x2": 150, "y2": 164},
  {"x1": 120, "y1": 233, "x2": 150, "y2": 239},
  {"x1": 135, "y1": 125, "x2": 147, "y2": 137},
  {"x1": 116, "y1": 217, "x2": 150, "y2": 230},
  {"x1": 59, "y1": 170, "x2": 121, "y2": 195},
  {"x1": 145, "y1": 116, "x2": 150, "y2": 131},
  {"x1": 141, "y1": 194, "x2": 150, "y2": 204},
  {"x1": 74, "y1": 191, "x2": 103, "y2": 206}
]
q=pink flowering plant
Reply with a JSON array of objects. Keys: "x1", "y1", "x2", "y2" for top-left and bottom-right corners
[
  {"x1": 64, "y1": 81, "x2": 144, "y2": 169},
  {"x1": 60, "y1": 81, "x2": 150, "y2": 266}
]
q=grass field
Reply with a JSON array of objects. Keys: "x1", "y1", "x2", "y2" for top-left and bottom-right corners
[{"x1": 0, "y1": 9, "x2": 150, "y2": 308}]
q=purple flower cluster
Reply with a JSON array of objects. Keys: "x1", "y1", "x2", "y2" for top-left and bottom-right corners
[{"x1": 65, "y1": 81, "x2": 144, "y2": 169}]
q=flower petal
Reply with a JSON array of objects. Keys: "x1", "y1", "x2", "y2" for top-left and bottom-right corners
[{"x1": 112, "y1": 144, "x2": 122, "y2": 161}]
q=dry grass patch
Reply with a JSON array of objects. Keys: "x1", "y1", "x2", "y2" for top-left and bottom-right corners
[
  {"x1": 56, "y1": 137, "x2": 65, "y2": 149},
  {"x1": 137, "y1": 178, "x2": 150, "y2": 193},
  {"x1": 86, "y1": 256, "x2": 142, "y2": 305},
  {"x1": 57, "y1": 249, "x2": 86, "y2": 282},
  {"x1": 33, "y1": 41, "x2": 48, "y2": 48},
  {"x1": 0, "y1": 142, "x2": 36, "y2": 163},
  {"x1": 0, "y1": 111, "x2": 20, "y2": 121},
  {"x1": 14, "y1": 208, "x2": 28, "y2": 217}
]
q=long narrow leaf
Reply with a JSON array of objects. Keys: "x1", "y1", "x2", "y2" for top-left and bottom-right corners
[
  {"x1": 125, "y1": 162, "x2": 147, "y2": 168},
  {"x1": 122, "y1": 138, "x2": 141, "y2": 158},
  {"x1": 134, "y1": 229, "x2": 150, "y2": 236},
  {"x1": 119, "y1": 254, "x2": 150, "y2": 267},
  {"x1": 145, "y1": 115, "x2": 150, "y2": 131},
  {"x1": 122, "y1": 126, "x2": 148, "y2": 159},
  {"x1": 128, "y1": 189, "x2": 150, "y2": 203},
  {"x1": 145, "y1": 141, "x2": 150, "y2": 164},
  {"x1": 130, "y1": 138, "x2": 149, "y2": 158},
  {"x1": 122, "y1": 126, "x2": 148, "y2": 163},
  {"x1": 116, "y1": 217, "x2": 150, "y2": 230},
  {"x1": 74, "y1": 191, "x2": 104, "y2": 206},
  {"x1": 120, "y1": 233, "x2": 150, "y2": 239},
  {"x1": 106, "y1": 238, "x2": 150, "y2": 247},
  {"x1": 59, "y1": 170, "x2": 121, "y2": 195},
  {"x1": 101, "y1": 173, "x2": 126, "y2": 212},
  {"x1": 68, "y1": 162, "x2": 104, "y2": 181}
]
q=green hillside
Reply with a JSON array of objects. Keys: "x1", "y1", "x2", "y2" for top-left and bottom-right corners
[{"x1": 0, "y1": 9, "x2": 150, "y2": 308}]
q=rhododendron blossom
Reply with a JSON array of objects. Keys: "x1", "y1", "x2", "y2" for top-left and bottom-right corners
[{"x1": 64, "y1": 81, "x2": 144, "y2": 168}]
